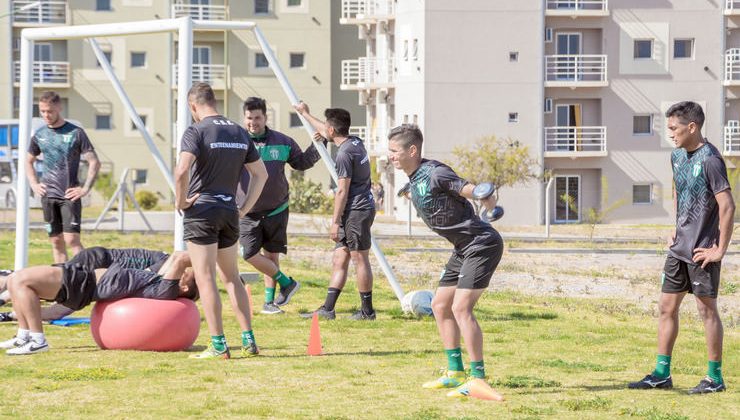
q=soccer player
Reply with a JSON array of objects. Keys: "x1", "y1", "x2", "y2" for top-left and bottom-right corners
[
  {"x1": 175, "y1": 83, "x2": 268, "y2": 359},
  {"x1": 27, "y1": 91, "x2": 101, "y2": 263},
  {"x1": 294, "y1": 102, "x2": 376, "y2": 320},
  {"x1": 387, "y1": 124, "x2": 504, "y2": 398},
  {"x1": 0, "y1": 250, "x2": 198, "y2": 355},
  {"x1": 628, "y1": 101, "x2": 735, "y2": 394},
  {"x1": 237, "y1": 97, "x2": 324, "y2": 314}
]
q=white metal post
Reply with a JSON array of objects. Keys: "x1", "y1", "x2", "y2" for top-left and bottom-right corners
[
  {"x1": 174, "y1": 18, "x2": 193, "y2": 251},
  {"x1": 545, "y1": 177, "x2": 554, "y2": 238},
  {"x1": 252, "y1": 26, "x2": 405, "y2": 303},
  {"x1": 14, "y1": 34, "x2": 33, "y2": 269}
]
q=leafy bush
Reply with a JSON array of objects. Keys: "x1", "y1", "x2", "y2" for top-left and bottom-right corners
[
  {"x1": 134, "y1": 190, "x2": 158, "y2": 210},
  {"x1": 288, "y1": 171, "x2": 333, "y2": 214},
  {"x1": 94, "y1": 172, "x2": 116, "y2": 201}
]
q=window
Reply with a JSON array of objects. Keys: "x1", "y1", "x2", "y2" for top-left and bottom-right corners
[
  {"x1": 255, "y1": 0, "x2": 270, "y2": 14},
  {"x1": 96, "y1": 0, "x2": 111, "y2": 11},
  {"x1": 133, "y1": 169, "x2": 148, "y2": 184},
  {"x1": 412, "y1": 39, "x2": 419, "y2": 61},
  {"x1": 290, "y1": 53, "x2": 305, "y2": 68},
  {"x1": 130, "y1": 52, "x2": 146, "y2": 68},
  {"x1": 97, "y1": 51, "x2": 113, "y2": 67},
  {"x1": 508, "y1": 112, "x2": 519, "y2": 123},
  {"x1": 634, "y1": 40, "x2": 652, "y2": 59},
  {"x1": 544, "y1": 98, "x2": 553, "y2": 114},
  {"x1": 289, "y1": 112, "x2": 302, "y2": 127},
  {"x1": 674, "y1": 39, "x2": 694, "y2": 59},
  {"x1": 255, "y1": 53, "x2": 269, "y2": 68},
  {"x1": 509, "y1": 51, "x2": 519, "y2": 62},
  {"x1": 403, "y1": 40, "x2": 409, "y2": 61},
  {"x1": 555, "y1": 175, "x2": 580, "y2": 222},
  {"x1": 287, "y1": 0, "x2": 301, "y2": 6},
  {"x1": 633, "y1": 184, "x2": 652, "y2": 204},
  {"x1": 131, "y1": 115, "x2": 147, "y2": 130},
  {"x1": 545, "y1": 27, "x2": 553, "y2": 43},
  {"x1": 633, "y1": 115, "x2": 652, "y2": 135},
  {"x1": 95, "y1": 115, "x2": 111, "y2": 130}
]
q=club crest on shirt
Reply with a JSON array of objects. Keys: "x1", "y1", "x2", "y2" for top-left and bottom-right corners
[
  {"x1": 416, "y1": 182, "x2": 428, "y2": 197},
  {"x1": 692, "y1": 162, "x2": 701, "y2": 177},
  {"x1": 270, "y1": 149, "x2": 280, "y2": 159}
]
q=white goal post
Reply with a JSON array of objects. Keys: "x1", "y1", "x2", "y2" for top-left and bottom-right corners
[{"x1": 14, "y1": 17, "x2": 405, "y2": 302}]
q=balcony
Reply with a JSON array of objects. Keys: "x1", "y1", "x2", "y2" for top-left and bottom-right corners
[
  {"x1": 341, "y1": 57, "x2": 395, "y2": 90},
  {"x1": 725, "y1": 49, "x2": 740, "y2": 86},
  {"x1": 545, "y1": 55, "x2": 608, "y2": 87},
  {"x1": 172, "y1": 64, "x2": 227, "y2": 90},
  {"x1": 340, "y1": 0, "x2": 395, "y2": 24},
  {"x1": 545, "y1": 0, "x2": 609, "y2": 17},
  {"x1": 725, "y1": 122, "x2": 740, "y2": 155},
  {"x1": 14, "y1": 61, "x2": 70, "y2": 87},
  {"x1": 544, "y1": 126, "x2": 607, "y2": 157},
  {"x1": 171, "y1": 3, "x2": 228, "y2": 21},
  {"x1": 726, "y1": 0, "x2": 740, "y2": 15},
  {"x1": 349, "y1": 126, "x2": 386, "y2": 156},
  {"x1": 12, "y1": 1, "x2": 68, "y2": 26}
]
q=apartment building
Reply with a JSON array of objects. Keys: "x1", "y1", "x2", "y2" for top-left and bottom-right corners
[
  {"x1": 0, "y1": 0, "x2": 363, "y2": 200},
  {"x1": 341, "y1": 0, "x2": 738, "y2": 225}
]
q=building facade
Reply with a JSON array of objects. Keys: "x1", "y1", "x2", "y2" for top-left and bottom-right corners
[
  {"x1": 341, "y1": 0, "x2": 739, "y2": 225},
  {"x1": 0, "y1": 0, "x2": 364, "y2": 201}
]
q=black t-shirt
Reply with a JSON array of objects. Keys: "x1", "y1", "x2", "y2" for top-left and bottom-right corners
[
  {"x1": 28, "y1": 122, "x2": 95, "y2": 199},
  {"x1": 180, "y1": 116, "x2": 261, "y2": 210},
  {"x1": 669, "y1": 142, "x2": 731, "y2": 263},
  {"x1": 94, "y1": 264, "x2": 179, "y2": 302},
  {"x1": 68, "y1": 247, "x2": 169, "y2": 272},
  {"x1": 335, "y1": 136, "x2": 374, "y2": 212},
  {"x1": 408, "y1": 159, "x2": 497, "y2": 252}
]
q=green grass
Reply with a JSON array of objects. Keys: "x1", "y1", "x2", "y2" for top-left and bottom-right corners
[{"x1": 0, "y1": 231, "x2": 737, "y2": 419}]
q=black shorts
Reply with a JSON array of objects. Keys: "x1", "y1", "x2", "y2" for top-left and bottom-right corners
[
  {"x1": 183, "y1": 204, "x2": 239, "y2": 249},
  {"x1": 439, "y1": 234, "x2": 504, "y2": 290},
  {"x1": 239, "y1": 209, "x2": 289, "y2": 260},
  {"x1": 53, "y1": 263, "x2": 97, "y2": 311},
  {"x1": 662, "y1": 255, "x2": 721, "y2": 298},
  {"x1": 42, "y1": 196, "x2": 82, "y2": 236},
  {"x1": 336, "y1": 208, "x2": 375, "y2": 251}
]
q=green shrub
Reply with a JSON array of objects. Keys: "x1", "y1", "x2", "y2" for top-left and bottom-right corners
[
  {"x1": 288, "y1": 172, "x2": 333, "y2": 214},
  {"x1": 134, "y1": 190, "x2": 158, "y2": 210},
  {"x1": 94, "y1": 172, "x2": 116, "y2": 201}
]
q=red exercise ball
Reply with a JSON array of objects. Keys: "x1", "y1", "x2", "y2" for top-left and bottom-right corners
[{"x1": 91, "y1": 298, "x2": 201, "y2": 351}]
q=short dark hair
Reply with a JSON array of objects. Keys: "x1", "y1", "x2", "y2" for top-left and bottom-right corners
[
  {"x1": 188, "y1": 82, "x2": 217, "y2": 107},
  {"x1": 243, "y1": 97, "x2": 267, "y2": 114},
  {"x1": 388, "y1": 124, "x2": 423, "y2": 150},
  {"x1": 665, "y1": 101, "x2": 705, "y2": 129},
  {"x1": 39, "y1": 91, "x2": 61, "y2": 105},
  {"x1": 324, "y1": 108, "x2": 351, "y2": 136}
]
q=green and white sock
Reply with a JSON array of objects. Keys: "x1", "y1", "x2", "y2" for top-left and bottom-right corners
[
  {"x1": 707, "y1": 360, "x2": 723, "y2": 384},
  {"x1": 445, "y1": 347, "x2": 464, "y2": 372},
  {"x1": 265, "y1": 287, "x2": 276, "y2": 304},
  {"x1": 652, "y1": 354, "x2": 671, "y2": 379},
  {"x1": 242, "y1": 330, "x2": 256, "y2": 348},
  {"x1": 211, "y1": 335, "x2": 227, "y2": 352},
  {"x1": 273, "y1": 271, "x2": 293, "y2": 289},
  {"x1": 470, "y1": 360, "x2": 485, "y2": 379}
]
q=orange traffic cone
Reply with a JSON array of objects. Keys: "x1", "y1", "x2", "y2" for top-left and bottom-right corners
[
  {"x1": 245, "y1": 284, "x2": 254, "y2": 316},
  {"x1": 468, "y1": 378, "x2": 505, "y2": 401},
  {"x1": 307, "y1": 312, "x2": 323, "y2": 356}
]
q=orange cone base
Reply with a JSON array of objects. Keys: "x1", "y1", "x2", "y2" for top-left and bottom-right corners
[
  {"x1": 307, "y1": 313, "x2": 323, "y2": 356},
  {"x1": 469, "y1": 378, "x2": 505, "y2": 401}
]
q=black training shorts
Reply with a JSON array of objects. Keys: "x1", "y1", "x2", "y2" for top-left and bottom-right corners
[
  {"x1": 336, "y1": 208, "x2": 375, "y2": 251},
  {"x1": 53, "y1": 263, "x2": 97, "y2": 311},
  {"x1": 42, "y1": 196, "x2": 82, "y2": 236},
  {"x1": 239, "y1": 209, "x2": 289, "y2": 260},
  {"x1": 439, "y1": 233, "x2": 504, "y2": 290},
  {"x1": 183, "y1": 204, "x2": 239, "y2": 249},
  {"x1": 661, "y1": 254, "x2": 721, "y2": 298}
]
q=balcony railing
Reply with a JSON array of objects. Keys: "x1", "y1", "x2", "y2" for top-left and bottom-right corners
[
  {"x1": 545, "y1": 55, "x2": 608, "y2": 87},
  {"x1": 725, "y1": 123, "x2": 740, "y2": 155},
  {"x1": 725, "y1": 49, "x2": 740, "y2": 85},
  {"x1": 546, "y1": 0, "x2": 609, "y2": 16},
  {"x1": 172, "y1": 64, "x2": 227, "y2": 88},
  {"x1": 341, "y1": 57, "x2": 395, "y2": 90},
  {"x1": 340, "y1": 0, "x2": 395, "y2": 23},
  {"x1": 171, "y1": 3, "x2": 228, "y2": 20},
  {"x1": 348, "y1": 126, "x2": 385, "y2": 155},
  {"x1": 726, "y1": 0, "x2": 740, "y2": 15},
  {"x1": 12, "y1": 1, "x2": 68, "y2": 26},
  {"x1": 544, "y1": 126, "x2": 607, "y2": 157},
  {"x1": 14, "y1": 61, "x2": 70, "y2": 86},
  {"x1": 349, "y1": 126, "x2": 368, "y2": 140}
]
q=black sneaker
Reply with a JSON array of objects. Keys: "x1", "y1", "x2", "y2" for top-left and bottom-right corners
[
  {"x1": 349, "y1": 309, "x2": 376, "y2": 321},
  {"x1": 688, "y1": 377, "x2": 726, "y2": 394},
  {"x1": 275, "y1": 279, "x2": 300, "y2": 306},
  {"x1": 260, "y1": 302, "x2": 284, "y2": 315},
  {"x1": 628, "y1": 374, "x2": 673, "y2": 389},
  {"x1": 0, "y1": 312, "x2": 13, "y2": 322},
  {"x1": 300, "y1": 305, "x2": 335, "y2": 320}
]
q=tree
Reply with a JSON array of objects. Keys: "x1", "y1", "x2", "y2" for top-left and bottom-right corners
[
  {"x1": 452, "y1": 135, "x2": 540, "y2": 191},
  {"x1": 582, "y1": 176, "x2": 626, "y2": 240}
]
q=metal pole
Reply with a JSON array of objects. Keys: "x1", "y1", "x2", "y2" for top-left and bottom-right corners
[
  {"x1": 88, "y1": 39, "x2": 176, "y2": 193},
  {"x1": 545, "y1": 177, "x2": 554, "y2": 239},
  {"x1": 173, "y1": 18, "x2": 193, "y2": 251},
  {"x1": 407, "y1": 199, "x2": 412, "y2": 237},
  {"x1": 252, "y1": 26, "x2": 405, "y2": 302},
  {"x1": 14, "y1": 34, "x2": 33, "y2": 269}
]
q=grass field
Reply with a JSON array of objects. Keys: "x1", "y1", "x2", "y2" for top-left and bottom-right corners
[{"x1": 0, "y1": 231, "x2": 737, "y2": 419}]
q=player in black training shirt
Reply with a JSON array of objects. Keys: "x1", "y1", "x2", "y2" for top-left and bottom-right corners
[
  {"x1": 388, "y1": 125, "x2": 504, "y2": 399},
  {"x1": 628, "y1": 102, "x2": 735, "y2": 394},
  {"x1": 27, "y1": 91, "x2": 100, "y2": 263},
  {"x1": 294, "y1": 102, "x2": 376, "y2": 321},
  {"x1": 175, "y1": 83, "x2": 268, "y2": 359}
]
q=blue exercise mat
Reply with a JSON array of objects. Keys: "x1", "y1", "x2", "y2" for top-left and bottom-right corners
[{"x1": 49, "y1": 317, "x2": 91, "y2": 326}]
